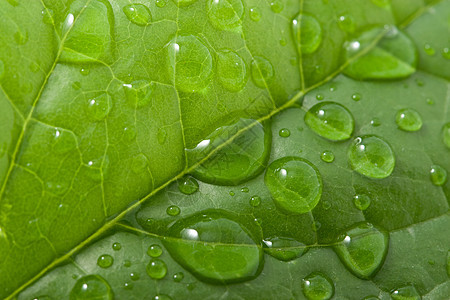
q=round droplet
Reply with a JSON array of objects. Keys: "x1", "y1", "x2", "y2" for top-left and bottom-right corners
[
  {"x1": 163, "y1": 210, "x2": 263, "y2": 284},
  {"x1": 123, "y1": 260, "x2": 132, "y2": 267},
  {"x1": 334, "y1": 222, "x2": 388, "y2": 279},
  {"x1": 173, "y1": 272, "x2": 184, "y2": 282},
  {"x1": 302, "y1": 272, "x2": 334, "y2": 300},
  {"x1": 348, "y1": 135, "x2": 395, "y2": 179},
  {"x1": 123, "y1": 4, "x2": 152, "y2": 26},
  {"x1": 251, "y1": 56, "x2": 274, "y2": 88},
  {"x1": 426, "y1": 98, "x2": 434, "y2": 105},
  {"x1": 442, "y1": 47, "x2": 450, "y2": 60},
  {"x1": 270, "y1": 0, "x2": 284, "y2": 13},
  {"x1": 129, "y1": 272, "x2": 140, "y2": 281},
  {"x1": 229, "y1": 191, "x2": 235, "y2": 196},
  {"x1": 207, "y1": 0, "x2": 244, "y2": 31},
  {"x1": 123, "y1": 80, "x2": 153, "y2": 107},
  {"x1": 112, "y1": 242, "x2": 122, "y2": 251},
  {"x1": 216, "y1": 49, "x2": 247, "y2": 92},
  {"x1": 320, "y1": 151, "x2": 335, "y2": 163},
  {"x1": 265, "y1": 157, "x2": 322, "y2": 215},
  {"x1": 292, "y1": 14, "x2": 322, "y2": 54},
  {"x1": 131, "y1": 153, "x2": 148, "y2": 173},
  {"x1": 338, "y1": 14, "x2": 356, "y2": 33},
  {"x1": 304, "y1": 101, "x2": 355, "y2": 141},
  {"x1": 123, "y1": 282, "x2": 133, "y2": 290},
  {"x1": 146, "y1": 259, "x2": 167, "y2": 279},
  {"x1": 69, "y1": 275, "x2": 113, "y2": 300},
  {"x1": 395, "y1": 108, "x2": 423, "y2": 132},
  {"x1": 123, "y1": 126, "x2": 137, "y2": 142},
  {"x1": 80, "y1": 68, "x2": 90, "y2": 76},
  {"x1": 167, "y1": 35, "x2": 213, "y2": 93},
  {"x1": 263, "y1": 237, "x2": 308, "y2": 261},
  {"x1": 353, "y1": 194, "x2": 371, "y2": 211},
  {"x1": 167, "y1": 205, "x2": 181, "y2": 216},
  {"x1": 351, "y1": 93, "x2": 361, "y2": 101},
  {"x1": 177, "y1": 175, "x2": 199, "y2": 195},
  {"x1": 249, "y1": 195, "x2": 261, "y2": 207},
  {"x1": 249, "y1": 7, "x2": 261, "y2": 22},
  {"x1": 154, "y1": 295, "x2": 172, "y2": 300},
  {"x1": 371, "y1": 118, "x2": 381, "y2": 127},
  {"x1": 85, "y1": 93, "x2": 112, "y2": 121},
  {"x1": 441, "y1": 122, "x2": 450, "y2": 149},
  {"x1": 279, "y1": 38, "x2": 287, "y2": 46},
  {"x1": 322, "y1": 200, "x2": 331, "y2": 210},
  {"x1": 147, "y1": 244, "x2": 163, "y2": 257},
  {"x1": 424, "y1": 43, "x2": 435, "y2": 56},
  {"x1": 316, "y1": 94, "x2": 324, "y2": 101},
  {"x1": 430, "y1": 165, "x2": 447, "y2": 186},
  {"x1": 279, "y1": 128, "x2": 291, "y2": 137},
  {"x1": 97, "y1": 254, "x2": 113, "y2": 268},
  {"x1": 390, "y1": 285, "x2": 421, "y2": 300}
]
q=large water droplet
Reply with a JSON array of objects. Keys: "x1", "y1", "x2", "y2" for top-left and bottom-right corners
[
  {"x1": 69, "y1": 275, "x2": 113, "y2": 300},
  {"x1": 85, "y1": 93, "x2": 112, "y2": 121},
  {"x1": 263, "y1": 237, "x2": 308, "y2": 261},
  {"x1": 167, "y1": 35, "x2": 213, "y2": 93},
  {"x1": 390, "y1": 285, "x2": 421, "y2": 300},
  {"x1": 304, "y1": 101, "x2": 354, "y2": 141},
  {"x1": 302, "y1": 272, "x2": 334, "y2": 300},
  {"x1": 395, "y1": 108, "x2": 422, "y2": 132},
  {"x1": 163, "y1": 210, "x2": 263, "y2": 284},
  {"x1": 292, "y1": 14, "x2": 322, "y2": 54},
  {"x1": 333, "y1": 222, "x2": 388, "y2": 279},
  {"x1": 251, "y1": 56, "x2": 274, "y2": 88},
  {"x1": 97, "y1": 254, "x2": 113, "y2": 268},
  {"x1": 146, "y1": 259, "x2": 167, "y2": 279},
  {"x1": 123, "y1": 4, "x2": 152, "y2": 26},
  {"x1": 442, "y1": 122, "x2": 450, "y2": 149},
  {"x1": 430, "y1": 165, "x2": 447, "y2": 186},
  {"x1": 348, "y1": 135, "x2": 395, "y2": 179},
  {"x1": 123, "y1": 80, "x2": 154, "y2": 107},
  {"x1": 187, "y1": 119, "x2": 271, "y2": 186},
  {"x1": 207, "y1": 0, "x2": 244, "y2": 31},
  {"x1": 264, "y1": 157, "x2": 322, "y2": 214},
  {"x1": 216, "y1": 49, "x2": 247, "y2": 92},
  {"x1": 249, "y1": 195, "x2": 261, "y2": 207},
  {"x1": 177, "y1": 175, "x2": 199, "y2": 195}
]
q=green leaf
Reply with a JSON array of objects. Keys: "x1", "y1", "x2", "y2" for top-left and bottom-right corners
[{"x1": 0, "y1": 0, "x2": 449, "y2": 299}]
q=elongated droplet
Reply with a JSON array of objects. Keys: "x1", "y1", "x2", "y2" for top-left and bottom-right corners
[
  {"x1": 302, "y1": 272, "x2": 334, "y2": 300},
  {"x1": 177, "y1": 175, "x2": 199, "y2": 195},
  {"x1": 395, "y1": 108, "x2": 422, "y2": 132},
  {"x1": 263, "y1": 237, "x2": 308, "y2": 261},
  {"x1": 70, "y1": 275, "x2": 113, "y2": 300},
  {"x1": 123, "y1": 4, "x2": 152, "y2": 26},
  {"x1": 265, "y1": 157, "x2": 322, "y2": 214},
  {"x1": 292, "y1": 14, "x2": 322, "y2": 54},
  {"x1": 207, "y1": 0, "x2": 244, "y2": 31},
  {"x1": 251, "y1": 56, "x2": 274, "y2": 88},
  {"x1": 216, "y1": 49, "x2": 247, "y2": 92},
  {"x1": 390, "y1": 285, "x2": 421, "y2": 300},
  {"x1": 430, "y1": 165, "x2": 447, "y2": 186}
]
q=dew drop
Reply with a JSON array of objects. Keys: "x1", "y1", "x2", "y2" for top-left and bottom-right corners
[
  {"x1": 241, "y1": 187, "x2": 249, "y2": 193},
  {"x1": 292, "y1": 14, "x2": 322, "y2": 54},
  {"x1": 131, "y1": 153, "x2": 148, "y2": 173},
  {"x1": 320, "y1": 151, "x2": 335, "y2": 163},
  {"x1": 279, "y1": 128, "x2": 291, "y2": 137},
  {"x1": 353, "y1": 194, "x2": 371, "y2": 211},
  {"x1": 52, "y1": 128, "x2": 76, "y2": 155},
  {"x1": 348, "y1": 135, "x2": 395, "y2": 179},
  {"x1": 441, "y1": 122, "x2": 450, "y2": 149},
  {"x1": 304, "y1": 101, "x2": 354, "y2": 141},
  {"x1": 370, "y1": 118, "x2": 381, "y2": 127},
  {"x1": 69, "y1": 275, "x2": 113, "y2": 300},
  {"x1": 229, "y1": 191, "x2": 235, "y2": 196},
  {"x1": 147, "y1": 244, "x2": 163, "y2": 257},
  {"x1": 14, "y1": 30, "x2": 28, "y2": 45},
  {"x1": 263, "y1": 237, "x2": 308, "y2": 261},
  {"x1": 123, "y1": 4, "x2": 152, "y2": 26},
  {"x1": 316, "y1": 94, "x2": 324, "y2": 101},
  {"x1": 251, "y1": 56, "x2": 274, "y2": 88},
  {"x1": 265, "y1": 157, "x2": 322, "y2": 214},
  {"x1": 302, "y1": 272, "x2": 334, "y2": 300},
  {"x1": 395, "y1": 108, "x2": 422, "y2": 132},
  {"x1": 97, "y1": 254, "x2": 113, "y2": 268},
  {"x1": 207, "y1": 0, "x2": 244, "y2": 31},
  {"x1": 351, "y1": 93, "x2": 361, "y2": 101},
  {"x1": 177, "y1": 175, "x2": 199, "y2": 195},
  {"x1": 154, "y1": 295, "x2": 172, "y2": 300},
  {"x1": 80, "y1": 67, "x2": 90, "y2": 76},
  {"x1": 129, "y1": 272, "x2": 140, "y2": 281},
  {"x1": 123, "y1": 260, "x2": 132, "y2": 267},
  {"x1": 112, "y1": 242, "x2": 122, "y2": 251},
  {"x1": 157, "y1": 128, "x2": 167, "y2": 145},
  {"x1": 146, "y1": 259, "x2": 167, "y2": 279},
  {"x1": 322, "y1": 200, "x2": 331, "y2": 210},
  {"x1": 123, "y1": 126, "x2": 137, "y2": 142},
  {"x1": 430, "y1": 165, "x2": 447, "y2": 186},
  {"x1": 42, "y1": 8, "x2": 54, "y2": 25},
  {"x1": 423, "y1": 43, "x2": 435, "y2": 56},
  {"x1": 270, "y1": 0, "x2": 284, "y2": 13},
  {"x1": 167, "y1": 205, "x2": 181, "y2": 216},
  {"x1": 426, "y1": 98, "x2": 434, "y2": 105},
  {"x1": 249, "y1": 7, "x2": 261, "y2": 22},
  {"x1": 216, "y1": 49, "x2": 247, "y2": 92},
  {"x1": 279, "y1": 38, "x2": 287, "y2": 46},
  {"x1": 156, "y1": 0, "x2": 167, "y2": 7},
  {"x1": 249, "y1": 195, "x2": 261, "y2": 207},
  {"x1": 173, "y1": 272, "x2": 184, "y2": 282},
  {"x1": 390, "y1": 285, "x2": 421, "y2": 300},
  {"x1": 85, "y1": 93, "x2": 112, "y2": 121},
  {"x1": 123, "y1": 282, "x2": 133, "y2": 290},
  {"x1": 338, "y1": 14, "x2": 356, "y2": 33},
  {"x1": 123, "y1": 80, "x2": 154, "y2": 107}
]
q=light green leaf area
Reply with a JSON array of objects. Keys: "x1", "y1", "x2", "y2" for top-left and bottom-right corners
[{"x1": 0, "y1": 0, "x2": 449, "y2": 299}]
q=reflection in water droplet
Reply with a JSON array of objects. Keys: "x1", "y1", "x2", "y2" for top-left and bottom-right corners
[
  {"x1": 123, "y1": 126, "x2": 137, "y2": 141},
  {"x1": 316, "y1": 94, "x2": 324, "y2": 101},
  {"x1": 123, "y1": 4, "x2": 152, "y2": 26},
  {"x1": 430, "y1": 165, "x2": 447, "y2": 186},
  {"x1": 370, "y1": 118, "x2": 381, "y2": 127},
  {"x1": 249, "y1": 195, "x2": 261, "y2": 207},
  {"x1": 177, "y1": 175, "x2": 199, "y2": 195},
  {"x1": 320, "y1": 151, "x2": 334, "y2": 163},
  {"x1": 207, "y1": 0, "x2": 244, "y2": 31},
  {"x1": 148, "y1": 244, "x2": 163, "y2": 257},
  {"x1": 156, "y1": 0, "x2": 167, "y2": 7},
  {"x1": 167, "y1": 205, "x2": 181, "y2": 216},
  {"x1": 69, "y1": 275, "x2": 113, "y2": 300},
  {"x1": 348, "y1": 135, "x2": 395, "y2": 179},
  {"x1": 97, "y1": 254, "x2": 113, "y2": 268},
  {"x1": 442, "y1": 47, "x2": 450, "y2": 60},
  {"x1": 265, "y1": 157, "x2": 322, "y2": 214},
  {"x1": 123, "y1": 80, "x2": 153, "y2": 107},
  {"x1": 292, "y1": 14, "x2": 322, "y2": 54},
  {"x1": 249, "y1": 7, "x2": 261, "y2": 22},
  {"x1": 129, "y1": 272, "x2": 140, "y2": 281},
  {"x1": 216, "y1": 49, "x2": 247, "y2": 92},
  {"x1": 390, "y1": 285, "x2": 421, "y2": 300},
  {"x1": 173, "y1": 271, "x2": 184, "y2": 282},
  {"x1": 264, "y1": 237, "x2": 308, "y2": 261},
  {"x1": 305, "y1": 101, "x2": 354, "y2": 141},
  {"x1": 441, "y1": 122, "x2": 450, "y2": 149},
  {"x1": 251, "y1": 56, "x2": 274, "y2": 88},
  {"x1": 351, "y1": 93, "x2": 361, "y2": 101},
  {"x1": 279, "y1": 128, "x2": 290, "y2": 137},
  {"x1": 80, "y1": 67, "x2": 90, "y2": 76},
  {"x1": 241, "y1": 187, "x2": 249, "y2": 193},
  {"x1": 131, "y1": 153, "x2": 148, "y2": 174},
  {"x1": 353, "y1": 194, "x2": 371, "y2": 211},
  {"x1": 146, "y1": 259, "x2": 167, "y2": 279},
  {"x1": 85, "y1": 93, "x2": 112, "y2": 121},
  {"x1": 395, "y1": 108, "x2": 422, "y2": 132},
  {"x1": 302, "y1": 272, "x2": 334, "y2": 300},
  {"x1": 112, "y1": 242, "x2": 121, "y2": 251}
]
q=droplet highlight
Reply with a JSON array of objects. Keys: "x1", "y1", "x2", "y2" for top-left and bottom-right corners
[
  {"x1": 123, "y1": 4, "x2": 152, "y2": 26},
  {"x1": 302, "y1": 272, "x2": 334, "y2": 300}
]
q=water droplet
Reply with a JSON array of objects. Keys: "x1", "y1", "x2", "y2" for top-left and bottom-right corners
[
  {"x1": 167, "y1": 35, "x2": 213, "y2": 93},
  {"x1": 157, "y1": 128, "x2": 167, "y2": 145},
  {"x1": 31, "y1": 296, "x2": 52, "y2": 300},
  {"x1": 167, "y1": 205, "x2": 181, "y2": 216},
  {"x1": 123, "y1": 80, "x2": 154, "y2": 107},
  {"x1": 292, "y1": 14, "x2": 322, "y2": 54},
  {"x1": 69, "y1": 275, "x2": 113, "y2": 300},
  {"x1": 265, "y1": 157, "x2": 322, "y2": 214},
  {"x1": 348, "y1": 135, "x2": 395, "y2": 179},
  {"x1": 123, "y1": 126, "x2": 137, "y2": 141},
  {"x1": 338, "y1": 14, "x2": 356, "y2": 33},
  {"x1": 442, "y1": 47, "x2": 450, "y2": 60},
  {"x1": 423, "y1": 43, "x2": 435, "y2": 56},
  {"x1": 390, "y1": 285, "x2": 421, "y2": 300},
  {"x1": 112, "y1": 242, "x2": 122, "y2": 251},
  {"x1": 156, "y1": 0, "x2": 167, "y2": 7},
  {"x1": 270, "y1": 0, "x2": 284, "y2": 13},
  {"x1": 251, "y1": 56, "x2": 274, "y2": 88},
  {"x1": 426, "y1": 98, "x2": 434, "y2": 105},
  {"x1": 334, "y1": 222, "x2": 388, "y2": 279},
  {"x1": 370, "y1": 118, "x2": 381, "y2": 127},
  {"x1": 322, "y1": 200, "x2": 331, "y2": 210},
  {"x1": 395, "y1": 108, "x2": 422, "y2": 132},
  {"x1": 216, "y1": 49, "x2": 247, "y2": 92},
  {"x1": 163, "y1": 210, "x2": 263, "y2": 283},
  {"x1": 131, "y1": 153, "x2": 148, "y2": 173},
  {"x1": 316, "y1": 94, "x2": 324, "y2": 101},
  {"x1": 263, "y1": 237, "x2": 308, "y2": 261},
  {"x1": 279, "y1": 38, "x2": 287, "y2": 46},
  {"x1": 240, "y1": 187, "x2": 249, "y2": 193},
  {"x1": 147, "y1": 244, "x2": 163, "y2": 257},
  {"x1": 85, "y1": 93, "x2": 112, "y2": 121},
  {"x1": 146, "y1": 259, "x2": 167, "y2": 279},
  {"x1": 249, "y1": 7, "x2": 261, "y2": 22},
  {"x1": 279, "y1": 128, "x2": 291, "y2": 137},
  {"x1": 353, "y1": 194, "x2": 371, "y2": 211},
  {"x1": 0, "y1": 60, "x2": 4, "y2": 80},
  {"x1": 441, "y1": 122, "x2": 450, "y2": 149},
  {"x1": 351, "y1": 93, "x2": 361, "y2": 101},
  {"x1": 329, "y1": 85, "x2": 336, "y2": 92},
  {"x1": 97, "y1": 254, "x2": 113, "y2": 268},
  {"x1": 154, "y1": 295, "x2": 172, "y2": 300},
  {"x1": 123, "y1": 282, "x2": 133, "y2": 290},
  {"x1": 41, "y1": 8, "x2": 54, "y2": 25},
  {"x1": 304, "y1": 101, "x2": 354, "y2": 141},
  {"x1": 173, "y1": 272, "x2": 184, "y2": 282},
  {"x1": 320, "y1": 151, "x2": 335, "y2": 163},
  {"x1": 187, "y1": 119, "x2": 271, "y2": 186},
  {"x1": 302, "y1": 272, "x2": 334, "y2": 300},
  {"x1": 229, "y1": 191, "x2": 235, "y2": 196},
  {"x1": 129, "y1": 272, "x2": 140, "y2": 281},
  {"x1": 177, "y1": 175, "x2": 199, "y2": 195},
  {"x1": 207, "y1": 0, "x2": 244, "y2": 31},
  {"x1": 249, "y1": 195, "x2": 261, "y2": 207},
  {"x1": 14, "y1": 30, "x2": 28, "y2": 45},
  {"x1": 123, "y1": 260, "x2": 132, "y2": 267},
  {"x1": 52, "y1": 128, "x2": 76, "y2": 155},
  {"x1": 430, "y1": 165, "x2": 447, "y2": 186},
  {"x1": 415, "y1": 78, "x2": 424, "y2": 86},
  {"x1": 80, "y1": 67, "x2": 90, "y2": 76},
  {"x1": 123, "y1": 4, "x2": 152, "y2": 26}
]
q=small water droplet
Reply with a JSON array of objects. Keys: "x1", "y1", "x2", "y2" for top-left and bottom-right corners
[
  {"x1": 329, "y1": 85, "x2": 337, "y2": 92},
  {"x1": 351, "y1": 93, "x2": 361, "y2": 101},
  {"x1": 426, "y1": 98, "x2": 434, "y2": 105},
  {"x1": 390, "y1": 285, "x2": 421, "y2": 300},
  {"x1": 123, "y1": 4, "x2": 152, "y2": 26},
  {"x1": 97, "y1": 254, "x2": 113, "y2": 268},
  {"x1": 123, "y1": 260, "x2": 132, "y2": 267},
  {"x1": 207, "y1": 0, "x2": 244, "y2": 31},
  {"x1": 430, "y1": 165, "x2": 447, "y2": 186},
  {"x1": 353, "y1": 194, "x2": 371, "y2": 211},
  {"x1": 442, "y1": 47, "x2": 450, "y2": 60},
  {"x1": 41, "y1": 8, "x2": 54, "y2": 24},
  {"x1": 279, "y1": 38, "x2": 287, "y2": 46},
  {"x1": 129, "y1": 272, "x2": 140, "y2": 281},
  {"x1": 423, "y1": 43, "x2": 435, "y2": 56},
  {"x1": 292, "y1": 14, "x2": 322, "y2": 54},
  {"x1": 370, "y1": 118, "x2": 381, "y2": 127},
  {"x1": 338, "y1": 14, "x2": 356, "y2": 33},
  {"x1": 395, "y1": 108, "x2": 423, "y2": 132},
  {"x1": 216, "y1": 49, "x2": 247, "y2": 92},
  {"x1": 173, "y1": 272, "x2": 184, "y2": 282},
  {"x1": 251, "y1": 56, "x2": 274, "y2": 88},
  {"x1": 112, "y1": 242, "x2": 122, "y2": 251},
  {"x1": 154, "y1": 295, "x2": 172, "y2": 300},
  {"x1": 52, "y1": 128, "x2": 76, "y2": 155},
  {"x1": 302, "y1": 272, "x2": 334, "y2": 300},
  {"x1": 167, "y1": 205, "x2": 181, "y2": 216},
  {"x1": 69, "y1": 275, "x2": 113, "y2": 300},
  {"x1": 146, "y1": 259, "x2": 168, "y2": 279},
  {"x1": 249, "y1": 195, "x2": 261, "y2": 207},
  {"x1": 156, "y1": 0, "x2": 167, "y2": 7},
  {"x1": 322, "y1": 200, "x2": 331, "y2": 210},
  {"x1": 123, "y1": 80, "x2": 153, "y2": 107},
  {"x1": 147, "y1": 244, "x2": 163, "y2": 257},
  {"x1": 316, "y1": 94, "x2": 324, "y2": 101},
  {"x1": 177, "y1": 175, "x2": 199, "y2": 195},
  {"x1": 415, "y1": 78, "x2": 424, "y2": 86},
  {"x1": 441, "y1": 122, "x2": 450, "y2": 149},
  {"x1": 229, "y1": 191, "x2": 235, "y2": 196},
  {"x1": 80, "y1": 67, "x2": 90, "y2": 76},
  {"x1": 85, "y1": 93, "x2": 112, "y2": 121},
  {"x1": 249, "y1": 7, "x2": 261, "y2": 22},
  {"x1": 279, "y1": 128, "x2": 291, "y2": 137},
  {"x1": 241, "y1": 187, "x2": 249, "y2": 193},
  {"x1": 123, "y1": 126, "x2": 137, "y2": 141},
  {"x1": 264, "y1": 237, "x2": 308, "y2": 261},
  {"x1": 131, "y1": 153, "x2": 148, "y2": 173},
  {"x1": 157, "y1": 128, "x2": 167, "y2": 145},
  {"x1": 320, "y1": 151, "x2": 335, "y2": 163},
  {"x1": 270, "y1": 0, "x2": 284, "y2": 13}
]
